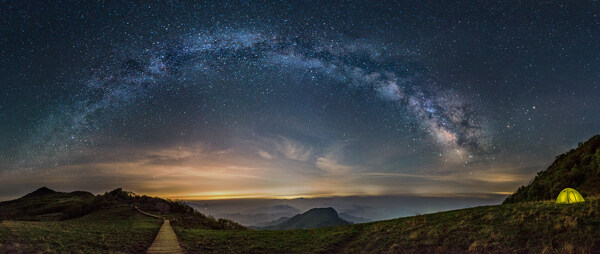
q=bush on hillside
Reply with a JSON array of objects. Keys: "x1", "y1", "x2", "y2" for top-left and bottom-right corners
[{"x1": 504, "y1": 135, "x2": 600, "y2": 204}]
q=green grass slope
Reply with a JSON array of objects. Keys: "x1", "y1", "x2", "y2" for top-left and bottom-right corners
[
  {"x1": 262, "y1": 207, "x2": 350, "y2": 230},
  {"x1": 174, "y1": 196, "x2": 600, "y2": 253},
  {"x1": 0, "y1": 207, "x2": 162, "y2": 253},
  {"x1": 0, "y1": 187, "x2": 95, "y2": 220},
  {"x1": 0, "y1": 187, "x2": 245, "y2": 253},
  {"x1": 504, "y1": 135, "x2": 600, "y2": 204},
  {"x1": 0, "y1": 187, "x2": 244, "y2": 230},
  {"x1": 96, "y1": 188, "x2": 245, "y2": 230}
]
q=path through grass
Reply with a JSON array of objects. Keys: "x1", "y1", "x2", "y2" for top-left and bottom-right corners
[
  {"x1": 0, "y1": 207, "x2": 162, "y2": 253},
  {"x1": 174, "y1": 197, "x2": 600, "y2": 253}
]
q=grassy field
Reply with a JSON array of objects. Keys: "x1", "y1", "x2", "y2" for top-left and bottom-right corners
[
  {"x1": 174, "y1": 196, "x2": 600, "y2": 253},
  {"x1": 0, "y1": 206, "x2": 162, "y2": 253},
  {"x1": 1, "y1": 195, "x2": 598, "y2": 253}
]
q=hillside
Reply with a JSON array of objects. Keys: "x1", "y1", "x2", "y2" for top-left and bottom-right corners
[
  {"x1": 175, "y1": 196, "x2": 600, "y2": 253},
  {"x1": 20, "y1": 187, "x2": 57, "y2": 198},
  {"x1": 2, "y1": 187, "x2": 599, "y2": 253},
  {"x1": 0, "y1": 187, "x2": 95, "y2": 220},
  {"x1": 0, "y1": 187, "x2": 244, "y2": 230},
  {"x1": 261, "y1": 207, "x2": 351, "y2": 230},
  {"x1": 504, "y1": 135, "x2": 600, "y2": 204},
  {"x1": 1, "y1": 206, "x2": 162, "y2": 253}
]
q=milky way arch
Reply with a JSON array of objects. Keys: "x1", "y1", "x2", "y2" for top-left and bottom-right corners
[{"x1": 25, "y1": 30, "x2": 489, "y2": 167}]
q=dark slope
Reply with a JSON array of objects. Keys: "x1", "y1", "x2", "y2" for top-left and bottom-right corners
[
  {"x1": 21, "y1": 187, "x2": 57, "y2": 198},
  {"x1": 0, "y1": 187, "x2": 245, "y2": 230},
  {"x1": 263, "y1": 207, "x2": 350, "y2": 230},
  {"x1": 0, "y1": 187, "x2": 95, "y2": 220},
  {"x1": 504, "y1": 135, "x2": 600, "y2": 204},
  {"x1": 175, "y1": 197, "x2": 600, "y2": 253}
]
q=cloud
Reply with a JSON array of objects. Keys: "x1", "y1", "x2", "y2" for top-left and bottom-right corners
[
  {"x1": 257, "y1": 149, "x2": 274, "y2": 160},
  {"x1": 274, "y1": 137, "x2": 313, "y2": 162},
  {"x1": 0, "y1": 137, "x2": 537, "y2": 201},
  {"x1": 314, "y1": 141, "x2": 356, "y2": 175},
  {"x1": 316, "y1": 156, "x2": 354, "y2": 175},
  {"x1": 0, "y1": 143, "x2": 299, "y2": 200}
]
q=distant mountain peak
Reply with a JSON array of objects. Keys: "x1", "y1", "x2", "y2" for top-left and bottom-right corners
[
  {"x1": 262, "y1": 207, "x2": 350, "y2": 230},
  {"x1": 304, "y1": 207, "x2": 337, "y2": 216},
  {"x1": 22, "y1": 187, "x2": 57, "y2": 198}
]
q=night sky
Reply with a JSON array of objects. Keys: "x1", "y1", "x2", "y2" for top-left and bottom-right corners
[{"x1": 1, "y1": 1, "x2": 599, "y2": 201}]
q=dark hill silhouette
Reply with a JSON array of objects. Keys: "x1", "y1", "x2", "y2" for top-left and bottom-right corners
[
  {"x1": 504, "y1": 135, "x2": 600, "y2": 204},
  {"x1": 0, "y1": 187, "x2": 244, "y2": 230},
  {"x1": 262, "y1": 207, "x2": 351, "y2": 230},
  {"x1": 21, "y1": 187, "x2": 57, "y2": 198},
  {"x1": 0, "y1": 187, "x2": 95, "y2": 220}
]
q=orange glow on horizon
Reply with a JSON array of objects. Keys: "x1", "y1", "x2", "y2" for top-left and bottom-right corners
[
  {"x1": 140, "y1": 190, "x2": 511, "y2": 201},
  {"x1": 160, "y1": 191, "x2": 383, "y2": 200}
]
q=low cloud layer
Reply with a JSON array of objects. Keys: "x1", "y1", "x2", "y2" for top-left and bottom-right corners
[{"x1": 0, "y1": 138, "x2": 537, "y2": 201}]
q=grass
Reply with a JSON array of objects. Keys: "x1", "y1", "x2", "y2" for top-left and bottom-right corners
[
  {"x1": 0, "y1": 206, "x2": 162, "y2": 253},
  {"x1": 174, "y1": 196, "x2": 600, "y2": 253},
  {"x1": 175, "y1": 226, "x2": 359, "y2": 253},
  {"x1": 1, "y1": 193, "x2": 598, "y2": 253},
  {"x1": 0, "y1": 191, "x2": 95, "y2": 221}
]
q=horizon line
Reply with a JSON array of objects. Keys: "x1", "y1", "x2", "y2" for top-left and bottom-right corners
[{"x1": 0, "y1": 187, "x2": 512, "y2": 202}]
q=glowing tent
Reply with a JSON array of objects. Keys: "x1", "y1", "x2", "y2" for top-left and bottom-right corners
[{"x1": 555, "y1": 188, "x2": 585, "y2": 204}]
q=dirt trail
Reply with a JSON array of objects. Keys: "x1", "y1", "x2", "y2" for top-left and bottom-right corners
[{"x1": 135, "y1": 207, "x2": 185, "y2": 254}]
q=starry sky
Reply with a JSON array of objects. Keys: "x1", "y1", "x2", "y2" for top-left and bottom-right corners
[{"x1": 1, "y1": 1, "x2": 599, "y2": 201}]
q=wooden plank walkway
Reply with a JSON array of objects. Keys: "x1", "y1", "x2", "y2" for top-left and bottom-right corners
[
  {"x1": 146, "y1": 219, "x2": 185, "y2": 254},
  {"x1": 135, "y1": 206, "x2": 185, "y2": 254}
]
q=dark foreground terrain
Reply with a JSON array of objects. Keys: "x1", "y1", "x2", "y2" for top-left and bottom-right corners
[
  {"x1": 174, "y1": 196, "x2": 600, "y2": 253},
  {"x1": 0, "y1": 188, "x2": 243, "y2": 253},
  {"x1": 172, "y1": 135, "x2": 600, "y2": 253},
  {"x1": 0, "y1": 207, "x2": 161, "y2": 253},
  {"x1": 1, "y1": 191, "x2": 598, "y2": 253}
]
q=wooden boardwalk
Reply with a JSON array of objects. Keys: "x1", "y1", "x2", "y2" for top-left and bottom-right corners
[
  {"x1": 135, "y1": 207, "x2": 185, "y2": 254},
  {"x1": 146, "y1": 219, "x2": 184, "y2": 254}
]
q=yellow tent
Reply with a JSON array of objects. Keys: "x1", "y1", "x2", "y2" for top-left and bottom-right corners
[{"x1": 555, "y1": 188, "x2": 585, "y2": 204}]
